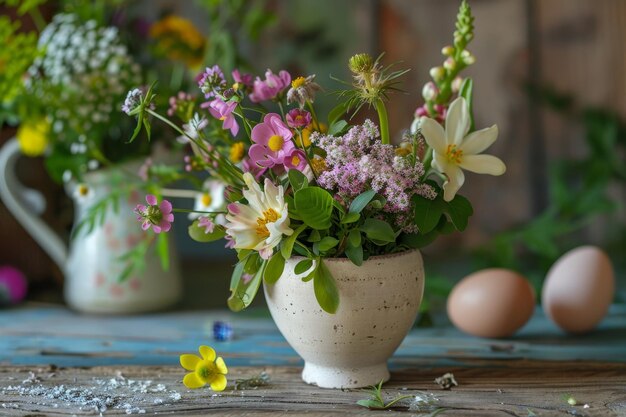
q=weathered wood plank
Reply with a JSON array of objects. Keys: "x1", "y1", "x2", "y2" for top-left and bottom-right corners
[
  {"x1": 0, "y1": 363, "x2": 624, "y2": 416},
  {"x1": 1, "y1": 304, "x2": 625, "y2": 369}
]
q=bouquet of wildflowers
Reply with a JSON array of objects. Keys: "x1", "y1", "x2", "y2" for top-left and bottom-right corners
[{"x1": 126, "y1": 0, "x2": 506, "y2": 313}]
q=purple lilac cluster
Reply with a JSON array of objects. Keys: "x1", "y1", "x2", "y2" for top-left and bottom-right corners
[{"x1": 312, "y1": 120, "x2": 436, "y2": 231}]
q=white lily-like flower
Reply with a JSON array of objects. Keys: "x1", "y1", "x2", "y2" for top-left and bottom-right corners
[
  {"x1": 421, "y1": 97, "x2": 506, "y2": 201},
  {"x1": 225, "y1": 173, "x2": 293, "y2": 259},
  {"x1": 189, "y1": 180, "x2": 226, "y2": 221}
]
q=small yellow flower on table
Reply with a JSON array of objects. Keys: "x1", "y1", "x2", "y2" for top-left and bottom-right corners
[{"x1": 179, "y1": 345, "x2": 228, "y2": 391}]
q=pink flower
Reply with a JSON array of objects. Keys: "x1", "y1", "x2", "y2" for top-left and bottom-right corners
[
  {"x1": 283, "y1": 148, "x2": 308, "y2": 171},
  {"x1": 414, "y1": 104, "x2": 447, "y2": 124},
  {"x1": 285, "y1": 109, "x2": 312, "y2": 129},
  {"x1": 249, "y1": 69, "x2": 291, "y2": 103},
  {"x1": 134, "y1": 194, "x2": 174, "y2": 233},
  {"x1": 224, "y1": 234, "x2": 236, "y2": 249},
  {"x1": 242, "y1": 157, "x2": 268, "y2": 180},
  {"x1": 198, "y1": 216, "x2": 215, "y2": 234},
  {"x1": 232, "y1": 69, "x2": 253, "y2": 88},
  {"x1": 208, "y1": 98, "x2": 239, "y2": 136},
  {"x1": 248, "y1": 113, "x2": 295, "y2": 168}
]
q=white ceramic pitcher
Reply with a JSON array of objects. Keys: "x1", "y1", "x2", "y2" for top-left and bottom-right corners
[{"x1": 0, "y1": 138, "x2": 182, "y2": 313}]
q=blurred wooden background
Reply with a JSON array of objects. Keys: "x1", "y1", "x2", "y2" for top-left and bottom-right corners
[
  {"x1": 1, "y1": 0, "x2": 624, "y2": 297},
  {"x1": 378, "y1": 0, "x2": 626, "y2": 253}
]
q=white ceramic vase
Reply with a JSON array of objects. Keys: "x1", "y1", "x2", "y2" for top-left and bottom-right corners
[{"x1": 264, "y1": 250, "x2": 425, "y2": 389}]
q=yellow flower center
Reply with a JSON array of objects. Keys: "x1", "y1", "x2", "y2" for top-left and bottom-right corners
[
  {"x1": 201, "y1": 193, "x2": 212, "y2": 207},
  {"x1": 291, "y1": 76, "x2": 306, "y2": 89},
  {"x1": 232, "y1": 82, "x2": 240, "y2": 91},
  {"x1": 255, "y1": 208, "x2": 280, "y2": 238},
  {"x1": 291, "y1": 155, "x2": 301, "y2": 166},
  {"x1": 78, "y1": 184, "x2": 90, "y2": 196},
  {"x1": 219, "y1": 115, "x2": 227, "y2": 121},
  {"x1": 229, "y1": 142, "x2": 245, "y2": 163},
  {"x1": 268, "y1": 135, "x2": 284, "y2": 152},
  {"x1": 446, "y1": 144, "x2": 463, "y2": 164},
  {"x1": 195, "y1": 360, "x2": 217, "y2": 383}
]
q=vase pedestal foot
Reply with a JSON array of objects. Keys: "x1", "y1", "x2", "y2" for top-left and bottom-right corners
[{"x1": 302, "y1": 361, "x2": 390, "y2": 389}]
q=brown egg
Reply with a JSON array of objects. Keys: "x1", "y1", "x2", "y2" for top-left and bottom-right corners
[
  {"x1": 542, "y1": 246, "x2": 614, "y2": 334},
  {"x1": 447, "y1": 268, "x2": 536, "y2": 338}
]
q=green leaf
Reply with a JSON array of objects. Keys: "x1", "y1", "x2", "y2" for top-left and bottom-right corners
[
  {"x1": 263, "y1": 252, "x2": 285, "y2": 284},
  {"x1": 356, "y1": 399, "x2": 383, "y2": 409},
  {"x1": 307, "y1": 229, "x2": 321, "y2": 242},
  {"x1": 281, "y1": 224, "x2": 306, "y2": 259},
  {"x1": 345, "y1": 243, "x2": 363, "y2": 266},
  {"x1": 237, "y1": 249, "x2": 252, "y2": 262},
  {"x1": 341, "y1": 212, "x2": 360, "y2": 224},
  {"x1": 313, "y1": 259, "x2": 339, "y2": 314},
  {"x1": 288, "y1": 169, "x2": 308, "y2": 191},
  {"x1": 332, "y1": 199, "x2": 346, "y2": 215},
  {"x1": 228, "y1": 262, "x2": 265, "y2": 312},
  {"x1": 445, "y1": 194, "x2": 473, "y2": 231},
  {"x1": 302, "y1": 265, "x2": 316, "y2": 282},
  {"x1": 284, "y1": 195, "x2": 302, "y2": 220},
  {"x1": 294, "y1": 187, "x2": 334, "y2": 230},
  {"x1": 349, "y1": 190, "x2": 377, "y2": 214},
  {"x1": 128, "y1": 113, "x2": 143, "y2": 143},
  {"x1": 294, "y1": 259, "x2": 313, "y2": 275},
  {"x1": 244, "y1": 252, "x2": 262, "y2": 275},
  {"x1": 399, "y1": 231, "x2": 438, "y2": 248},
  {"x1": 229, "y1": 261, "x2": 245, "y2": 291},
  {"x1": 327, "y1": 100, "x2": 350, "y2": 125},
  {"x1": 348, "y1": 229, "x2": 362, "y2": 247},
  {"x1": 459, "y1": 77, "x2": 474, "y2": 132},
  {"x1": 317, "y1": 236, "x2": 339, "y2": 252},
  {"x1": 413, "y1": 195, "x2": 444, "y2": 234},
  {"x1": 328, "y1": 119, "x2": 348, "y2": 136},
  {"x1": 143, "y1": 117, "x2": 152, "y2": 141},
  {"x1": 360, "y1": 218, "x2": 396, "y2": 243},
  {"x1": 188, "y1": 221, "x2": 226, "y2": 242}
]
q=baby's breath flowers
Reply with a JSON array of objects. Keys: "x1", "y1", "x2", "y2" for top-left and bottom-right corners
[
  {"x1": 179, "y1": 345, "x2": 228, "y2": 391},
  {"x1": 27, "y1": 13, "x2": 140, "y2": 151}
]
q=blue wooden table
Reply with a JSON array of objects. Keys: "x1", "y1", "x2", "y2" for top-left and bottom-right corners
[{"x1": 0, "y1": 304, "x2": 625, "y2": 416}]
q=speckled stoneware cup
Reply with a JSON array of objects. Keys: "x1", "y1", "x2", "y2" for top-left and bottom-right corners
[{"x1": 263, "y1": 250, "x2": 424, "y2": 389}]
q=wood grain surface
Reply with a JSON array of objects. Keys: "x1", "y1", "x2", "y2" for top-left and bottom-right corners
[{"x1": 0, "y1": 363, "x2": 625, "y2": 416}]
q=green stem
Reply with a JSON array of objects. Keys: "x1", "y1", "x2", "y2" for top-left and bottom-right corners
[
  {"x1": 306, "y1": 100, "x2": 320, "y2": 130},
  {"x1": 375, "y1": 99, "x2": 390, "y2": 145},
  {"x1": 295, "y1": 131, "x2": 317, "y2": 181},
  {"x1": 233, "y1": 108, "x2": 251, "y2": 138},
  {"x1": 277, "y1": 101, "x2": 285, "y2": 119},
  {"x1": 422, "y1": 147, "x2": 433, "y2": 171},
  {"x1": 28, "y1": 7, "x2": 46, "y2": 32},
  {"x1": 173, "y1": 208, "x2": 227, "y2": 214}
]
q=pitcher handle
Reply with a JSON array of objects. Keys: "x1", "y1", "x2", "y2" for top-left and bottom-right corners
[{"x1": 0, "y1": 138, "x2": 68, "y2": 270}]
